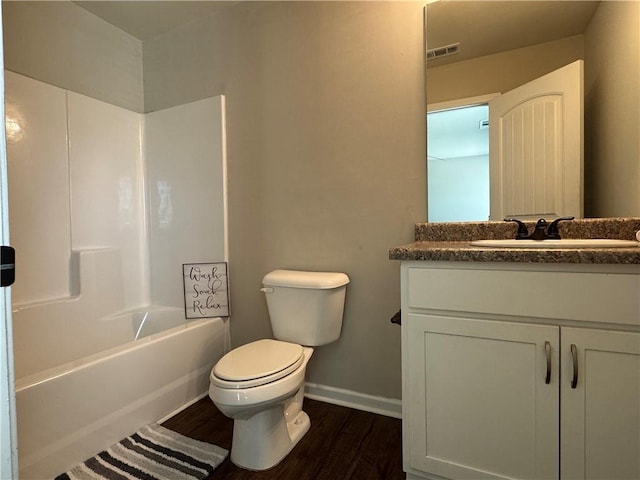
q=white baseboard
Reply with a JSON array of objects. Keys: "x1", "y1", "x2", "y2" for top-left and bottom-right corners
[{"x1": 304, "y1": 382, "x2": 402, "y2": 419}]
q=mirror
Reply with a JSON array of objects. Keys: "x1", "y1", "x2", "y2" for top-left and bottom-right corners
[{"x1": 425, "y1": 0, "x2": 640, "y2": 221}]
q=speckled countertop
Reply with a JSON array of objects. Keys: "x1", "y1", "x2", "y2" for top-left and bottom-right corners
[{"x1": 389, "y1": 218, "x2": 640, "y2": 264}]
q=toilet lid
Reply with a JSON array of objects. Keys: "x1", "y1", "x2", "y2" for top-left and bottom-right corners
[{"x1": 213, "y1": 339, "x2": 304, "y2": 386}]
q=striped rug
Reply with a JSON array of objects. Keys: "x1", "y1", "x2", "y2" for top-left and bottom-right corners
[{"x1": 55, "y1": 424, "x2": 228, "y2": 480}]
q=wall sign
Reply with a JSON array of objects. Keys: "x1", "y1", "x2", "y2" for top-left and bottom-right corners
[{"x1": 182, "y1": 262, "x2": 230, "y2": 319}]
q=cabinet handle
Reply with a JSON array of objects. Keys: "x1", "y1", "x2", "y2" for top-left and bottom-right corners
[
  {"x1": 544, "y1": 341, "x2": 551, "y2": 384},
  {"x1": 570, "y1": 344, "x2": 578, "y2": 389}
]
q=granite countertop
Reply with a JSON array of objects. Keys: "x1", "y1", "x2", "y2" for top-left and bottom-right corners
[{"x1": 389, "y1": 218, "x2": 640, "y2": 264}]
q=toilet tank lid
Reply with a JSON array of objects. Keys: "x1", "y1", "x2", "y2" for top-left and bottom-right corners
[{"x1": 263, "y1": 269, "x2": 350, "y2": 289}]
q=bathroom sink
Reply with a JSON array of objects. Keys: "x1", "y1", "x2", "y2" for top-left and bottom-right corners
[{"x1": 470, "y1": 239, "x2": 640, "y2": 249}]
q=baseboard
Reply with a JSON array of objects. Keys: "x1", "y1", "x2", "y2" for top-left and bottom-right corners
[{"x1": 304, "y1": 382, "x2": 402, "y2": 419}]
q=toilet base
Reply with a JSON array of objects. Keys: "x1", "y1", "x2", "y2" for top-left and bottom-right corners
[{"x1": 230, "y1": 405, "x2": 310, "y2": 471}]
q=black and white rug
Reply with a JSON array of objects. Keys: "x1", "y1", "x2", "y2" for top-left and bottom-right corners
[{"x1": 55, "y1": 424, "x2": 228, "y2": 480}]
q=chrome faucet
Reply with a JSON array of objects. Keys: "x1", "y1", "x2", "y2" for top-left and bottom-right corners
[{"x1": 505, "y1": 216, "x2": 574, "y2": 240}]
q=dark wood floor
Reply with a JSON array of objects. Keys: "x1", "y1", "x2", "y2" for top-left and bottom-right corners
[{"x1": 162, "y1": 397, "x2": 404, "y2": 480}]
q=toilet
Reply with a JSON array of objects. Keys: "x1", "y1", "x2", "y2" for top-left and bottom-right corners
[{"x1": 208, "y1": 269, "x2": 350, "y2": 471}]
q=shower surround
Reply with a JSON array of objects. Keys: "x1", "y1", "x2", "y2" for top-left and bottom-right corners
[{"x1": 6, "y1": 71, "x2": 229, "y2": 478}]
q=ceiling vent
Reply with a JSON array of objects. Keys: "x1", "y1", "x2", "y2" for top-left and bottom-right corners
[{"x1": 427, "y1": 42, "x2": 460, "y2": 60}]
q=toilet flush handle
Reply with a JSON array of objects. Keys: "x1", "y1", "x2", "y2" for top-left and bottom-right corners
[{"x1": 260, "y1": 287, "x2": 274, "y2": 294}]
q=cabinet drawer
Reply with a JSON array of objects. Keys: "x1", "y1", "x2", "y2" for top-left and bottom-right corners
[{"x1": 407, "y1": 267, "x2": 640, "y2": 325}]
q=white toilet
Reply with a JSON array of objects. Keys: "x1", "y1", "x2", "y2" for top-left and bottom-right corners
[{"x1": 208, "y1": 269, "x2": 350, "y2": 471}]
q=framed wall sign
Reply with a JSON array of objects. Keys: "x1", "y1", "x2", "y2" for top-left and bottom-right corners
[{"x1": 182, "y1": 262, "x2": 230, "y2": 319}]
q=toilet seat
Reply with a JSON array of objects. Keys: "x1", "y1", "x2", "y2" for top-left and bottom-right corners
[{"x1": 212, "y1": 339, "x2": 304, "y2": 389}]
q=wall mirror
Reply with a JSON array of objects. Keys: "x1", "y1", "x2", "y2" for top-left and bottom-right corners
[{"x1": 425, "y1": 0, "x2": 640, "y2": 222}]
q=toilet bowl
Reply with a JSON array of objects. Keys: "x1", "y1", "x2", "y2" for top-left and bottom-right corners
[
  {"x1": 208, "y1": 269, "x2": 349, "y2": 471},
  {"x1": 209, "y1": 340, "x2": 313, "y2": 470}
]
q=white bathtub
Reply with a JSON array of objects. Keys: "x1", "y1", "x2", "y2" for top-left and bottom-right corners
[{"x1": 14, "y1": 307, "x2": 228, "y2": 479}]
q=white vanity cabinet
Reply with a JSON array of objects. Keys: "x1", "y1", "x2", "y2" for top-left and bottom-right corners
[
  {"x1": 401, "y1": 261, "x2": 640, "y2": 480},
  {"x1": 560, "y1": 327, "x2": 640, "y2": 480}
]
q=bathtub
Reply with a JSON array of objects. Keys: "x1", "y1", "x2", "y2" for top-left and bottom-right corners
[{"x1": 14, "y1": 307, "x2": 228, "y2": 479}]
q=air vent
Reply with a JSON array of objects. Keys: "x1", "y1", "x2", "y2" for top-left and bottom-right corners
[
  {"x1": 426, "y1": 42, "x2": 460, "y2": 60},
  {"x1": 479, "y1": 119, "x2": 489, "y2": 129}
]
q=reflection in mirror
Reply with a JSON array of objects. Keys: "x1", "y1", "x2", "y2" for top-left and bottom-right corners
[
  {"x1": 425, "y1": 1, "x2": 640, "y2": 221},
  {"x1": 428, "y1": 104, "x2": 489, "y2": 222}
]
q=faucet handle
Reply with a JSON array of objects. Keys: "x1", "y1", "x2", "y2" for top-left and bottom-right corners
[
  {"x1": 546, "y1": 216, "x2": 575, "y2": 239},
  {"x1": 504, "y1": 218, "x2": 530, "y2": 239}
]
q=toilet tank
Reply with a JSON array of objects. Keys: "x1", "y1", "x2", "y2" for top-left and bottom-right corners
[{"x1": 262, "y1": 269, "x2": 349, "y2": 346}]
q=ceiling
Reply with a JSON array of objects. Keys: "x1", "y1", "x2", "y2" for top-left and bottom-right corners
[
  {"x1": 75, "y1": 1, "x2": 601, "y2": 50},
  {"x1": 427, "y1": 1, "x2": 600, "y2": 67},
  {"x1": 73, "y1": 1, "x2": 237, "y2": 41}
]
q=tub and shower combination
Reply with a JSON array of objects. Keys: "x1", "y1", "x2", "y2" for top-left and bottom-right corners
[
  {"x1": 13, "y1": 251, "x2": 229, "y2": 479},
  {"x1": 6, "y1": 70, "x2": 231, "y2": 478}
]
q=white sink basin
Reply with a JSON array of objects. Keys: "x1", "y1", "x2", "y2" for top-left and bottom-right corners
[{"x1": 470, "y1": 239, "x2": 640, "y2": 249}]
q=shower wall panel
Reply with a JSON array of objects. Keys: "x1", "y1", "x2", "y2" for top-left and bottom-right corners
[
  {"x1": 5, "y1": 71, "x2": 72, "y2": 304},
  {"x1": 7, "y1": 70, "x2": 228, "y2": 319},
  {"x1": 6, "y1": 72, "x2": 148, "y2": 310},
  {"x1": 145, "y1": 96, "x2": 228, "y2": 309},
  {"x1": 67, "y1": 92, "x2": 148, "y2": 308}
]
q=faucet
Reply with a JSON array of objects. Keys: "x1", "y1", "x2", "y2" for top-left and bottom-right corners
[{"x1": 504, "y1": 216, "x2": 574, "y2": 240}]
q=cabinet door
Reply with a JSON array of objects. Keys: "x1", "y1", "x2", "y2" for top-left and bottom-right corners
[
  {"x1": 561, "y1": 328, "x2": 640, "y2": 480},
  {"x1": 406, "y1": 314, "x2": 559, "y2": 480}
]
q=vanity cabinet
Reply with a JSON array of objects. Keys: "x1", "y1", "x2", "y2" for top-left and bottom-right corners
[
  {"x1": 560, "y1": 327, "x2": 640, "y2": 480},
  {"x1": 401, "y1": 261, "x2": 640, "y2": 480}
]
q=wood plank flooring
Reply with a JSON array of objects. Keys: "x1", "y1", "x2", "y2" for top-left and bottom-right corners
[{"x1": 162, "y1": 397, "x2": 404, "y2": 480}]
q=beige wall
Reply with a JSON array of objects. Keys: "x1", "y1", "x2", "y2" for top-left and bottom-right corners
[
  {"x1": 584, "y1": 1, "x2": 640, "y2": 217},
  {"x1": 426, "y1": 35, "x2": 584, "y2": 105},
  {"x1": 4, "y1": 1, "x2": 426, "y2": 400},
  {"x1": 3, "y1": 1, "x2": 144, "y2": 112},
  {"x1": 144, "y1": 1, "x2": 426, "y2": 399}
]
